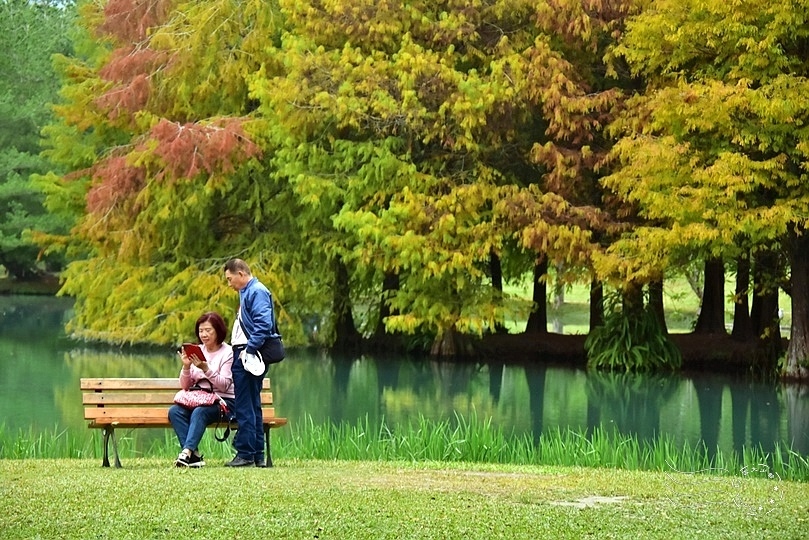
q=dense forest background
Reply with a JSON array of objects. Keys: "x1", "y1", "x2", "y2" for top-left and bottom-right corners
[
  {"x1": 3, "y1": 0, "x2": 809, "y2": 379},
  {"x1": 0, "y1": 0, "x2": 73, "y2": 279}
]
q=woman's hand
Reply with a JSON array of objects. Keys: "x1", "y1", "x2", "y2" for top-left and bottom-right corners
[
  {"x1": 190, "y1": 353, "x2": 209, "y2": 372},
  {"x1": 179, "y1": 350, "x2": 192, "y2": 369}
]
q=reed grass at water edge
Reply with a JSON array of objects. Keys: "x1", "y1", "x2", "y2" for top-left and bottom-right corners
[{"x1": 1, "y1": 413, "x2": 807, "y2": 482}]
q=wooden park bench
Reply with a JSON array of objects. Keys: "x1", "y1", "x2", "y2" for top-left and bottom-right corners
[{"x1": 81, "y1": 378, "x2": 288, "y2": 468}]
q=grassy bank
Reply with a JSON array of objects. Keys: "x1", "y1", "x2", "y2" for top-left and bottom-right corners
[
  {"x1": 1, "y1": 458, "x2": 806, "y2": 539},
  {"x1": 2, "y1": 417, "x2": 807, "y2": 538},
  {"x1": 3, "y1": 415, "x2": 808, "y2": 481},
  {"x1": 0, "y1": 275, "x2": 61, "y2": 295}
]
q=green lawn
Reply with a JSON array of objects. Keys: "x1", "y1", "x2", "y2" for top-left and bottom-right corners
[
  {"x1": 505, "y1": 276, "x2": 792, "y2": 336},
  {"x1": 1, "y1": 458, "x2": 805, "y2": 539}
]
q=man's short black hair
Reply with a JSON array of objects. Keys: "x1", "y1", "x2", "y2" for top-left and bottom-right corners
[{"x1": 224, "y1": 258, "x2": 251, "y2": 274}]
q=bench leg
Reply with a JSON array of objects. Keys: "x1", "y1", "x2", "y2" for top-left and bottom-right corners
[
  {"x1": 264, "y1": 424, "x2": 273, "y2": 468},
  {"x1": 102, "y1": 426, "x2": 122, "y2": 468},
  {"x1": 101, "y1": 427, "x2": 111, "y2": 467},
  {"x1": 110, "y1": 428, "x2": 122, "y2": 468}
]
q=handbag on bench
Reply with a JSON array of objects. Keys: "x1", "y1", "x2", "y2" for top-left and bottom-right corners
[{"x1": 173, "y1": 380, "x2": 219, "y2": 408}]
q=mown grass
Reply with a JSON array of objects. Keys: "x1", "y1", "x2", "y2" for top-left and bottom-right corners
[
  {"x1": 1, "y1": 458, "x2": 806, "y2": 539},
  {"x1": 2, "y1": 414, "x2": 807, "y2": 482},
  {"x1": 2, "y1": 418, "x2": 807, "y2": 538}
]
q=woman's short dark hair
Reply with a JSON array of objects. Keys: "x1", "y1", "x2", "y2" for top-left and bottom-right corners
[{"x1": 196, "y1": 312, "x2": 227, "y2": 345}]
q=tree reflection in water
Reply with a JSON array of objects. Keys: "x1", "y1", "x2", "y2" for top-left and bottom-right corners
[{"x1": 2, "y1": 296, "x2": 806, "y2": 459}]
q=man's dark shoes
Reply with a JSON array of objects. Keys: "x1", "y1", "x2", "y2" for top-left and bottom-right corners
[
  {"x1": 225, "y1": 456, "x2": 255, "y2": 467},
  {"x1": 255, "y1": 459, "x2": 268, "y2": 468}
]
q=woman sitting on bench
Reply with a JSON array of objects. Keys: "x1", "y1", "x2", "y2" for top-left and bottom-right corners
[{"x1": 168, "y1": 311, "x2": 234, "y2": 468}]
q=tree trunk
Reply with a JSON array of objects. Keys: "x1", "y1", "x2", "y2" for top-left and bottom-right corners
[
  {"x1": 551, "y1": 263, "x2": 565, "y2": 333},
  {"x1": 648, "y1": 279, "x2": 667, "y2": 333},
  {"x1": 751, "y1": 288, "x2": 779, "y2": 338},
  {"x1": 750, "y1": 249, "x2": 784, "y2": 366},
  {"x1": 684, "y1": 264, "x2": 704, "y2": 303},
  {"x1": 589, "y1": 279, "x2": 604, "y2": 331},
  {"x1": 525, "y1": 259, "x2": 548, "y2": 334},
  {"x1": 330, "y1": 256, "x2": 363, "y2": 352},
  {"x1": 623, "y1": 282, "x2": 644, "y2": 317},
  {"x1": 782, "y1": 230, "x2": 809, "y2": 380},
  {"x1": 731, "y1": 255, "x2": 754, "y2": 341},
  {"x1": 694, "y1": 257, "x2": 727, "y2": 334},
  {"x1": 430, "y1": 326, "x2": 474, "y2": 357},
  {"x1": 489, "y1": 251, "x2": 508, "y2": 334}
]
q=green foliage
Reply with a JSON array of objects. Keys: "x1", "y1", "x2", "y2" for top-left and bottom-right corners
[
  {"x1": 36, "y1": 0, "x2": 809, "y2": 372},
  {"x1": 602, "y1": 0, "x2": 809, "y2": 375},
  {"x1": 34, "y1": 0, "x2": 635, "y2": 353},
  {"x1": 585, "y1": 290, "x2": 682, "y2": 372},
  {"x1": 601, "y1": 1, "x2": 809, "y2": 272},
  {"x1": 250, "y1": 0, "x2": 625, "y2": 349},
  {"x1": 59, "y1": 259, "x2": 238, "y2": 346},
  {"x1": 0, "y1": 0, "x2": 74, "y2": 152},
  {"x1": 37, "y1": 0, "x2": 305, "y2": 345},
  {"x1": 0, "y1": 0, "x2": 75, "y2": 278}
]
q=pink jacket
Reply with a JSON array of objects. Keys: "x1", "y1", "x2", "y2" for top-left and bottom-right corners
[{"x1": 178, "y1": 343, "x2": 234, "y2": 398}]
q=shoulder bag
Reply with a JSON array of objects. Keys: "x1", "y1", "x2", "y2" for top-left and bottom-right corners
[{"x1": 238, "y1": 306, "x2": 286, "y2": 364}]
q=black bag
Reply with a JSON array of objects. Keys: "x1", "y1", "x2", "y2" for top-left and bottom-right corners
[
  {"x1": 238, "y1": 302, "x2": 286, "y2": 365},
  {"x1": 214, "y1": 399, "x2": 236, "y2": 442},
  {"x1": 258, "y1": 336, "x2": 285, "y2": 364}
]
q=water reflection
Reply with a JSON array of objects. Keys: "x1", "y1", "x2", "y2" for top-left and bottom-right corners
[
  {"x1": 525, "y1": 364, "x2": 546, "y2": 443},
  {"x1": 1, "y1": 295, "x2": 807, "y2": 458},
  {"x1": 786, "y1": 385, "x2": 809, "y2": 455},
  {"x1": 585, "y1": 372, "x2": 679, "y2": 441}
]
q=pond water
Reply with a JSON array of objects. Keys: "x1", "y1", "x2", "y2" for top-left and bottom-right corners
[{"x1": 1, "y1": 295, "x2": 807, "y2": 456}]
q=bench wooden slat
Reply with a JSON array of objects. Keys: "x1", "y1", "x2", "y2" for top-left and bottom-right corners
[
  {"x1": 87, "y1": 417, "x2": 288, "y2": 429},
  {"x1": 81, "y1": 378, "x2": 182, "y2": 390},
  {"x1": 83, "y1": 394, "x2": 177, "y2": 405},
  {"x1": 83, "y1": 392, "x2": 274, "y2": 405},
  {"x1": 85, "y1": 406, "x2": 278, "y2": 423},
  {"x1": 81, "y1": 378, "x2": 272, "y2": 390}
]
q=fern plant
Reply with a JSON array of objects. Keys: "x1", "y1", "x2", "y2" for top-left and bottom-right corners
[{"x1": 585, "y1": 289, "x2": 682, "y2": 372}]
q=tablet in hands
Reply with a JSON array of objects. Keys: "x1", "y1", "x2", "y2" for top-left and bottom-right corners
[{"x1": 181, "y1": 343, "x2": 205, "y2": 362}]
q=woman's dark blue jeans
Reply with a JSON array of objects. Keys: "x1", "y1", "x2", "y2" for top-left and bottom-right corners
[{"x1": 168, "y1": 402, "x2": 221, "y2": 452}]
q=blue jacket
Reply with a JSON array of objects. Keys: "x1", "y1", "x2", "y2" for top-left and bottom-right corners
[{"x1": 239, "y1": 277, "x2": 280, "y2": 354}]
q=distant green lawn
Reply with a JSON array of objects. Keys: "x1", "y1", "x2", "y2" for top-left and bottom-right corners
[{"x1": 504, "y1": 276, "x2": 792, "y2": 336}]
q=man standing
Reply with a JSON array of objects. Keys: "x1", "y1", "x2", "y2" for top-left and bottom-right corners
[{"x1": 223, "y1": 258, "x2": 278, "y2": 467}]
